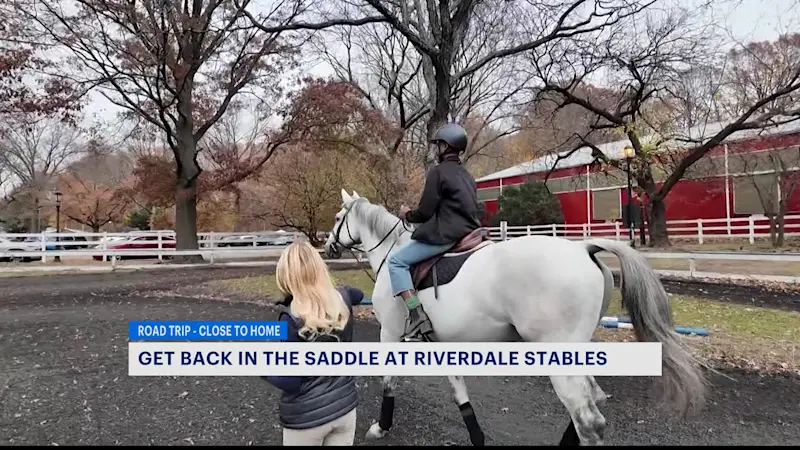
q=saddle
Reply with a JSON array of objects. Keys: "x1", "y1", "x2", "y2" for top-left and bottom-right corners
[{"x1": 411, "y1": 228, "x2": 494, "y2": 298}]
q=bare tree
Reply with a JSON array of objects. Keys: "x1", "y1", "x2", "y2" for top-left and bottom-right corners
[
  {"x1": 528, "y1": 7, "x2": 800, "y2": 246},
  {"x1": 308, "y1": 19, "x2": 430, "y2": 164},
  {"x1": 732, "y1": 146, "x2": 800, "y2": 247},
  {"x1": 15, "y1": 0, "x2": 389, "y2": 258},
  {"x1": 199, "y1": 99, "x2": 276, "y2": 230},
  {"x1": 309, "y1": 0, "x2": 637, "y2": 170},
  {"x1": 353, "y1": 0, "x2": 650, "y2": 168},
  {"x1": 0, "y1": 115, "x2": 84, "y2": 231}
]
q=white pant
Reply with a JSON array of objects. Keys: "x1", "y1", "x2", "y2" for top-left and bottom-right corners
[{"x1": 282, "y1": 408, "x2": 357, "y2": 446}]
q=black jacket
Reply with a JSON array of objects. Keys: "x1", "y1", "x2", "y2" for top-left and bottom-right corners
[
  {"x1": 406, "y1": 155, "x2": 482, "y2": 245},
  {"x1": 264, "y1": 286, "x2": 364, "y2": 430}
]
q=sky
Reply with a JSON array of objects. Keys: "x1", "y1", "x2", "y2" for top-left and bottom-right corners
[{"x1": 76, "y1": 0, "x2": 800, "y2": 127}]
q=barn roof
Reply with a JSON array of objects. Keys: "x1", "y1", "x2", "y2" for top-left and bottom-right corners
[{"x1": 477, "y1": 118, "x2": 800, "y2": 183}]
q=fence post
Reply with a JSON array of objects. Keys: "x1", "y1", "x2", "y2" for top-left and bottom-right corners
[
  {"x1": 500, "y1": 221, "x2": 508, "y2": 241},
  {"x1": 551, "y1": 223, "x2": 557, "y2": 237},
  {"x1": 102, "y1": 232, "x2": 108, "y2": 262},
  {"x1": 688, "y1": 258, "x2": 696, "y2": 277},
  {"x1": 526, "y1": 225, "x2": 531, "y2": 236},
  {"x1": 209, "y1": 235, "x2": 215, "y2": 265},
  {"x1": 697, "y1": 219, "x2": 704, "y2": 244},
  {"x1": 40, "y1": 232, "x2": 47, "y2": 264},
  {"x1": 615, "y1": 222, "x2": 620, "y2": 240},
  {"x1": 582, "y1": 224, "x2": 588, "y2": 238},
  {"x1": 748, "y1": 216, "x2": 755, "y2": 245},
  {"x1": 157, "y1": 230, "x2": 163, "y2": 261}
]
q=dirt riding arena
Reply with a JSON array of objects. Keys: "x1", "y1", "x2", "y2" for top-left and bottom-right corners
[{"x1": 1, "y1": 267, "x2": 799, "y2": 446}]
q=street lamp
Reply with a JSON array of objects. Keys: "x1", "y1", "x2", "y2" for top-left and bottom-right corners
[
  {"x1": 622, "y1": 145, "x2": 636, "y2": 248},
  {"x1": 54, "y1": 191, "x2": 62, "y2": 262}
]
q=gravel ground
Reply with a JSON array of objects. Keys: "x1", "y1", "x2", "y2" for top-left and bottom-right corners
[{"x1": 1, "y1": 268, "x2": 799, "y2": 446}]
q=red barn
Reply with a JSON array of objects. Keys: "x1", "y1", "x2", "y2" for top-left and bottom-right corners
[{"x1": 476, "y1": 121, "x2": 800, "y2": 237}]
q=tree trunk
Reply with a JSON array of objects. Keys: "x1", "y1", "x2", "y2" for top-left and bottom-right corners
[
  {"x1": 92, "y1": 225, "x2": 100, "y2": 233},
  {"x1": 170, "y1": 74, "x2": 203, "y2": 263},
  {"x1": 423, "y1": 58, "x2": 453, "y2": 172},
  {"x1": 32, "y1": 197, "x2": 40, "y2": 233},
  {"x1": 647, "y1": 197, "x2": 671, "y2": 247},
  {"x1": 174, "y1": 181, "x2": 201, "y2": 262},
  {"x1": 768, "y1": 215, "x2": 778, "y2": 246},
  {"x1": 172, "y1": 129, "x2": 202, "y2": 263},
  {"x1": 233, "y1": 189, "x2": 242, "y2": 231},
  {"x1": 775, "y1": 200, "x2": 787, "y2": 248}
]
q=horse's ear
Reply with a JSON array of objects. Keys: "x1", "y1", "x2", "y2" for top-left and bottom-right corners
[
  {"x1": 352, "y1": 190, "x2": 360, "y2": 199},
  {"x1": 341, "y1": 189, "x2": 352, "y2": 203}
]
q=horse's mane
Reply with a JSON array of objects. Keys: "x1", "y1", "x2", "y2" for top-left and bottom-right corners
[{"x1": 351, "y1": 198, "x2": 409, "y2": 241}]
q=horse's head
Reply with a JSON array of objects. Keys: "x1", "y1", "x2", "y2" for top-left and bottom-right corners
[{"x1": 324, "y1": 189, "x2": 366, "y2": 258}]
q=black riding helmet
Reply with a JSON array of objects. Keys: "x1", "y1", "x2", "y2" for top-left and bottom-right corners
[{"x1": 430, "y1": 123, "x2": 468, "y2": 153}]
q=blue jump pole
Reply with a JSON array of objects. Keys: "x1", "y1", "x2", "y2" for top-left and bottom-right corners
[{"x1": 599, "y1": 316, "x2": 710, "y2": 337}]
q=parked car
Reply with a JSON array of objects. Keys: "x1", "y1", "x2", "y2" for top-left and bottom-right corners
[
  {"x1": 269, "y1": 235, "x2": 292, "y2": 246},
  {"x1": 215, "y1": 235, "x2": 254, "y2": 247},
  {"x1": 92, "y1": 235, "x2": 176, "y2": 260},
  {"x1": 0, "y1": 237, "x2": 41, "y2": 262},
  {"x1": 93, "y1": 236, "x2": 128, "y2": 248},
  {"x1": 44, "y1": 233, "x2": 92, "y2": 251}
]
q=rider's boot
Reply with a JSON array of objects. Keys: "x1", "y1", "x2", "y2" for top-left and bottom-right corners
[{"x1": 400, "y1": 291, "x2": 435, "y2": 342}]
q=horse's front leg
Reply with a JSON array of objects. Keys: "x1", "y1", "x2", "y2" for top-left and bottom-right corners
[
  {"x1": 366, "y1": 324, "x2": 400, "y2": 440},
  {"x1": 448, "y1": 375, "x2": 486, "y2": 446},
  {"x1": 366, "y1": 375, "x2": 397, "y2": 440}
]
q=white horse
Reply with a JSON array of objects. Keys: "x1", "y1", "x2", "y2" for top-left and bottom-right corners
[{"x1": 324, "y1": 190, "x2": 706, "y2": 446}]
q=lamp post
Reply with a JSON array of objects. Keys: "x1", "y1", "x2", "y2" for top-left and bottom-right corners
[
  {"x1": 54, "y1": 191, "x2": 62, "y2": 262},
  {"x1": 622, "y1": 145, "x2": 635, "y2": 247}
]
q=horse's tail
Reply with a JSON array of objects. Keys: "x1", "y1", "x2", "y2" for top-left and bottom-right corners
[{"x1": 583, "y1": 239, "x2": 707, "y2": 418}]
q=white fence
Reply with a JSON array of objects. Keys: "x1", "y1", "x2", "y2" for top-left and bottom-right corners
[
  {"x1": 486, "y1": 214, "x2": 800, "y2": 245},
  {"x1": 2, "y1": 217, "x2": 800, "y2": 275},
  {"x1": 0, "y1": 230, "x2": 303, "y2": 264},
  {"x1": 2, "y1": 227, "x2": 800, "y2": 286}
]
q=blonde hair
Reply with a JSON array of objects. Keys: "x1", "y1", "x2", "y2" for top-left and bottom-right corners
[{"x1": 276, "y1": 240, "x2": 350, "y2": 339}]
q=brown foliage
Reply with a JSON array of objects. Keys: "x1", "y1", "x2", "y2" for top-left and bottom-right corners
[
  {"x1": 255, "y1": 148, "x2": 346, "y2": 244},
  {"x1": 57, "y1": 172, "x2": 131, "y2": 232},
  {"x1": 283, "y1": 78, "x2": 402, "y2": 153},
  {"x1": 235, "y1": 78, "x2": 421, "y2": 240},
  {"x1": 0, "y1": 1, "x2": 82, "y2": 119},
  {"x1": 55, "y1": 150, "x2": 133, "y2": 231}
]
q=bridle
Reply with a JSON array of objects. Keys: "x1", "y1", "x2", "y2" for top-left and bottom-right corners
[{"x1": 328, "y1": 199, "x2": 409, "y2": 282}]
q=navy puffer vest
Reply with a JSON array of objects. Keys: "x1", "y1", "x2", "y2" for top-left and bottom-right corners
[{"x1": 275, "y1": 287, "x2": 358, "y2": 430}]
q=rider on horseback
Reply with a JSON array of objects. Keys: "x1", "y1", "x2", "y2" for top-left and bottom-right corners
[{"x1": 389, "y1": 122, "x2": 483, "y2": 342}]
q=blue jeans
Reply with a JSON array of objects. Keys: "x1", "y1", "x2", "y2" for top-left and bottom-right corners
[{"x1": 388, "y1": 239, "x2": 454, "y2": 296}]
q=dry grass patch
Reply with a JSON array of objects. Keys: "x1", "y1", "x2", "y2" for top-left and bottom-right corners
[
  {"x1": 597, "y1": 256, "x2": 800, "y2": 277},
  {"x1": 214, "y1": 269, "x2": 375, "y2": 301},
  {"x1": 210, "y1": 270, "x2": 800, "y2": 373},
  {"x1": 597, "y1": 290, "x2": 800, "y2": 374}
]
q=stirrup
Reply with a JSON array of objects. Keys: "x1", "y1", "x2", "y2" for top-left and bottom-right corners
[
  {"x1": 401, "y1": 331, "x2": 437, "y2": 343},
  {"x1": 401, "y1": 319, "x2": 437, "y2": 343}
]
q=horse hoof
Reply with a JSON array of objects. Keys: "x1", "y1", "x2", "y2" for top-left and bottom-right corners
[{"x1": 366, "y1": 422, "x2": 388, "y2": 440}]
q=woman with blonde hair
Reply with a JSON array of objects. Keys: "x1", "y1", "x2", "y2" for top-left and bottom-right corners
[{"x1": 264, "y1": 240, "x2": 365, "y2": 446}]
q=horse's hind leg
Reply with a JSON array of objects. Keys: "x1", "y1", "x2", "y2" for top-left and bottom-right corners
[
  {"x1": 551, "y1": 375, "x2": 607, "y2": 446},
  {"x1": 448, "y1": 376, "x2": 486, "y2": 446}
]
